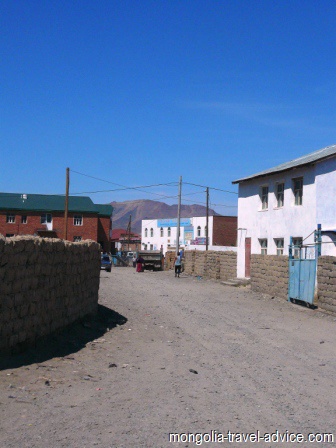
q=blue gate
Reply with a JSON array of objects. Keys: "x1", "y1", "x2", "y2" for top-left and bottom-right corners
[{"x1": 288, "y1": 228, "x2": 321, "y2": 305}]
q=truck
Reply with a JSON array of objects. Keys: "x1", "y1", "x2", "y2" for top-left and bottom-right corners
[{"x1": 137, "y1": 250, "x2": 164, "y2": 271}]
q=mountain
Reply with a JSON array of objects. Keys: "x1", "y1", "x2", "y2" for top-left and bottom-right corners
[{"x1": 111, "y1": 199, "x2": 218, "y2": 234}]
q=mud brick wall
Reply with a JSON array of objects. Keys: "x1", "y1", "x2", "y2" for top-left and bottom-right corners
[
  {"x1": 0, "y1": 235, "x2": 101, "y2": 354},
  {"x1": 181, "y1": 250, "x2": 237, "y2": 280},
  {"x1": 251, "y1": 255, "x2": 288, "y2": 300},
  {"x1": 164, "y1": 251, "x2": 176, "y2": 270},
  {"x1": 317, "y1": 256, "x2": 336, "y2": 313},
  {"x1": 219, "y1": 251, "x2": 237, "y2": 281}
]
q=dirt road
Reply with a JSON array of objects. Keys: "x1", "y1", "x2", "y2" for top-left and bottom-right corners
[{"x1": 1, "y1": 268, "x2": 336, "y2": 447}]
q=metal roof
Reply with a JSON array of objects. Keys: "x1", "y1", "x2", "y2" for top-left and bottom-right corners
[
  {"x1": 0, "y1": 192, "x2": 113, "y2": 216},
  {"x1": 232, "y1": 144, "x2": 336, "y2": 184}
]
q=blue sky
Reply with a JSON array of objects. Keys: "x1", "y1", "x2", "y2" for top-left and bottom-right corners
[{"x1": 1, "y1": 0, "x2": 336, "y2": 214}]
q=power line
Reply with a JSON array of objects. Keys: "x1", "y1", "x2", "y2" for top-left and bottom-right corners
[{"x1": 183, "y1": 181, "x2": 238, "y2": 195}]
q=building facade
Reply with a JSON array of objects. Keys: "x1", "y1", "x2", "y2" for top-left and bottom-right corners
[
  {"x1": 111, "y1": 228, "x2": 141, "y2": 254},
  {"x1": 0, "y1": 193, "x2": 112, "y2": 252},
  {"x1": 141, "y1": 215, "x2": 237, "y2": 253},
  {"x1": 232, "y1": 144, "x2": 336, "y2": 278}
]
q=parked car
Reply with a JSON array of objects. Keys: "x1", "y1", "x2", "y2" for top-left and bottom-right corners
[{"x1": 101, "y1": 254, "x2": 112, "y2": 272}]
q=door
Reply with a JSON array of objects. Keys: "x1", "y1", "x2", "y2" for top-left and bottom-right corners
[
  {"x1": 245, "y1": 237, "x2": 251, "y2": 278},
  {"x1": 288, "y1": 243, "x2": 317, "y2": 305}
]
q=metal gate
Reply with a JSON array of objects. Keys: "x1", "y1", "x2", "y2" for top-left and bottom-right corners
[{"x1": 288, "y1": 228, "x2": 321, "y2": 305}]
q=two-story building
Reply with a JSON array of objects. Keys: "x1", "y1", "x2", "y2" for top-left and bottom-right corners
[
  {"x1": 0, "y1": 192, "x2": 112, "y2": 252},
  {"x1": 232, "y1": 144, "x2": 336, "y2": 278},
  {"x1": 141, "y1": 215, "x2": 237, "y2": 253}
]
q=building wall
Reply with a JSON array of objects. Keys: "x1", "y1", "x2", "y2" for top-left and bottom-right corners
[
  {"x1": 0, "y1": 211, "x2": 111, "y2": 251},
  {"x1": 212, "y1": 215, "x2": 237, "y2": 246},
  {"x1": 142, "y1": 216, "x2": 237, "y2": 253},
  {"x1": 237, "y1": 165, "x2": 317, "y2": 277},
  {"x1": 0, "y1": 235, "x2": 100, "y2": 354}
]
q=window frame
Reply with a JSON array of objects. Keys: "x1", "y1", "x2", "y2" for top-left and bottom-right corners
[
  {"x1": 73, "y1": 215, "x2": 83, "y2": 226},
  {"x1": 21, "y1": 215, "x2": 27, "y2": 224},
  {"x1": 6, "y1": 213, "x2": 15, "y2": 223},
  {"x1": 160, "y1": 227, "x2": 164, "y2": 237},
  {"x1": 41, "y1": 213, "x2": 52, "y2": 224},
  {"x1": 167, "y1": 227, "x2": 171, "y2": 237},
  {"x1": 275, "y1": 182, "x2": 285, "y2": 208},
  {"x1": 260, "y1": 185, "x2": 269, "y2": 210},
  {"x1": 144, "y1": 228, "x2": 148, "y2": 238},
  {"x1": 274, "y1": 238, "x2": 284, "y2": 256},
  {"x1": 73, "y1": 236, "x2": 82, "y2": 242},
  {"x1": 259, "y1": 238, "x2": 268, "y2": 255},
  {"x1": 197, "y1": 226, "x2": 201, "y2": 237},
  {"x1": 293, "y1": 177, "x2": 303, "y2": 206},
  {"x1": 150, "y1": 228, "x2": 154, "y2": 237}
]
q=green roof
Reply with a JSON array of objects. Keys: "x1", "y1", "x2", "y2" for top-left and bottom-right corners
[{"x1": 0, "y1": 193, "x2": 113, "y2": 216}]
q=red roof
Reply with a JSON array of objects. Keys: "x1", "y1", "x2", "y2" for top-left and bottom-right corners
[{"x1": 111, "y1": 228, "x2": 141, "y2": 241}]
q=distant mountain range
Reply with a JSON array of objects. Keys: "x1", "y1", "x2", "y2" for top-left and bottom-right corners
[{"x1": 111, "y1": 199, "x2": 218, "y2": 234}]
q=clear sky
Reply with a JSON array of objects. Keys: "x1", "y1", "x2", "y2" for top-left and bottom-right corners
[{"x1": 1, "y1": 0, "x2": 336, "y2": 214}]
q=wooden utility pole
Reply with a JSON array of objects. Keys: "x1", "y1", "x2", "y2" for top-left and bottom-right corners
[
  {"x1": 206, "y1": 186, "x2": 209, "y2": 251},
  {"x1": 64, "y1": 167, "x2": 70, "y2": 240},
  {"x1": 176, "y1": 176, "x2": 182, "y2": 256},
  {"x1": 127, "y1": 215, "x2": 132, "y2": 251}
]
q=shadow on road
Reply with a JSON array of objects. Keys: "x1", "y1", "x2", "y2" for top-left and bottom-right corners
[{"x1": 0, "y1": 305, "x2": 127, "y2": 371}]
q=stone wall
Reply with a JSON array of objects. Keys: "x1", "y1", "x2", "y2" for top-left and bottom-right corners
[
  {"x1": 0, "y1": 235, "x2": 101, "y2": 354},
  {"x1": 168, "y1": 250, "x2": 237, "y2": 281},
  {"x1": 251, "y1": 255, "x2": 288, "y2": 300},
  {"x1": 317, "y1": 256, "x2": 336, "y2": 313}
]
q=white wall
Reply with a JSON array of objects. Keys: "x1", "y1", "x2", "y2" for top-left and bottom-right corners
[
  {"x1": 141, "y1": 217, "x2": 214, "y2": 254},
  {"x1": 237, "y1": 165, "x2": 317, "y2": 277}
]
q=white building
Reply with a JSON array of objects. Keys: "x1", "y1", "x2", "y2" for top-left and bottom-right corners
[
  {"x1": 232, "y1": 144, "x2": 336, "y2": 278},
  {"x1": 141, "y1": 215, "x2": 237, "y2": 253}
]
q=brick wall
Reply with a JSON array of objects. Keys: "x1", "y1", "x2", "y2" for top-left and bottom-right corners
[
  {"x1": 212, "y1": 216, "x2": 237, "y2": 247},
  {"x1": 317, "y1": 256, "x2": 336, "y2": 313},
  {"x1": 0, "y1": 235, "x2": 101, "y2": 354},
  {"x1": 0, "y1": 211, "x2": 111, "y2": 252},
  {"x1": 250, "y1": 255, "x2": 288, "y2": 300}
]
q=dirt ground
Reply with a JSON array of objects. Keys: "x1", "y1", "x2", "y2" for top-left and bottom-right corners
[{"x1": 1, "y1": 267, "x2": 336, "y2": 448}]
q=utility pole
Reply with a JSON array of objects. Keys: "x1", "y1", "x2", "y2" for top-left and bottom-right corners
[
  {"x1": 127, "y1": 215, "x2": 132, "y2": 251},
  {"x1": 176, "y1": 175, "x2": 182, "y2": 256},
  {"x1": 206, "y1": 186, "x2": 209, "y2": 251},
  {"x1": 64, "y1": 167, "x2": 70, "y2": 240}
]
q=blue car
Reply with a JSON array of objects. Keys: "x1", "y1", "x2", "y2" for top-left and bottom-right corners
[{"x1": 101, "y1": 254, "x2": 112, "y2": 272}]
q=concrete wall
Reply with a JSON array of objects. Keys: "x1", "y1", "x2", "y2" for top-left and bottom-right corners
[
  {"x1": 169, "y1": 250, "x2": 237, "y2": 281},
  {"x1": 0, "y1": 235, "x2": 101, "y2": 354},
  {"x1": 250, "y1": 255, "x2": 288, "y2": 300},
  {"x1": 317, "y1": 256, "x2": 336, "y2": 313}
]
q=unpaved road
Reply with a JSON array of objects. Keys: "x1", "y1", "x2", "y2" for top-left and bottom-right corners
[{"x1": 1, "y1": 268, "x2": 336, "y2": 448}]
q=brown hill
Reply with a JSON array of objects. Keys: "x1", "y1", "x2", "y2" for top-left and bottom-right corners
[{"x1": 111, "y1": 199, "x2": 218, "y2": 234}]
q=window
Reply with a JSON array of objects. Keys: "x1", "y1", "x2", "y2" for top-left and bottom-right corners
[
  {"x1": 6, "y1": 234, "x2": 14, "y2": 238},
  {"x1": 143, "y1": 244, "x2": 147, "y2": 250},
  {"x1": 167, "y1": 227, "x2": 171, "y2": 237},
  {"x1": 150, "y1": 244, "x2": 153, "y2": 250},
  {"x1": 293, "y1": 237, "x2": 303, "y2": 259},
  {"x1": 259, "y1": 239, "x2": 267, "y2": 255},
  {"x1": 150, "y1": 228, "x2": 153, "y2": 237},
  {"x1": 293, "y1": 178, "x2": 303, "y2": 205},
  {"x1": 276, "y1": 183, "x2": 284, "y2": 208},
  {"x1": 204, "y1": 226, "x2": 207, "y2": 235},
  {"x1": 260, "y1": 186, "x2": 269, "y2": 210},
  {"x1": 145, "y1": 228, "x2": 148, "y2": 237},
  {"x1": 41, "y1": 213, "x2": 52, "y2": 224},
  {"x1": 74, "y1": 215, "x2": 83, "y2": 226},
  {"x1": 73, "y1": 236, "x2": 82, "y2": 242},
  {"x1": 6, "y1": 213, "x2": 15, "y2": 223},
  {"x1": 160, "y1": 227, "x2": 164, "y2": 237},
  {"x1": 197, "y1": 226, "x2": 201, "y2": 237},
  {"x1": 275, "y1": 238, "x2": 284, "y2": 256},
  {"x1": 21, "y1": 215, "x2": 27, "y2": 224}
]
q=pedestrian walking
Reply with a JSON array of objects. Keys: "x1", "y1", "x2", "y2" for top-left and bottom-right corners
[{"x1": 174, "y1": 253, "x2": 182, "y2": 278}]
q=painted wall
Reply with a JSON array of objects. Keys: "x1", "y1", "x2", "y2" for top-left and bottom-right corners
[
  {"x1": 236, "y1": 165, "x2": 317, "y2": 277},
  {"x1": 141, "y1": 216, "x2": 214, "y2": 253}
]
